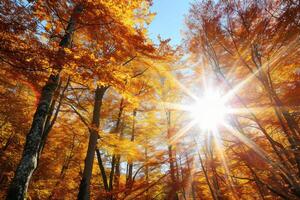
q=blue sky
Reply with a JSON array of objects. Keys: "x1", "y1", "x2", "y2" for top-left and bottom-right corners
[{"x1": 148, "y1": 0, "x2": 192, "y2": 46}]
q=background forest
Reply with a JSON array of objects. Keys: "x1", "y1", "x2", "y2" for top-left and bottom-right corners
[{"x1": 1, "y1": 0, "x2": 300, "y2": 199}]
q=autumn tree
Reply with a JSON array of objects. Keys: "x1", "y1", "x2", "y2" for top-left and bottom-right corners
[
  {"x1": 1, "y1": 0, "x2": 154, "y2": 199},
  {"x1": 185, "y1": 0, "x2": 300, "y2": 199}
]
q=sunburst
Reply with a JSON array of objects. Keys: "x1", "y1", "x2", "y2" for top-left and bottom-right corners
[{"x1": 187, "y1": 90, "x2": 229, "y2": 131}]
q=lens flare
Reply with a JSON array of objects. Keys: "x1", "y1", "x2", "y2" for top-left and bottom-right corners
[{"x1": 190, "y1": 91, "x2": 228, "y2": 131}]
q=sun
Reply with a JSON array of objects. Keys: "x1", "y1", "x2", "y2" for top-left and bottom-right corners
[{"x1": 190, "y1": 91, "x2": 229, "y2": 131}]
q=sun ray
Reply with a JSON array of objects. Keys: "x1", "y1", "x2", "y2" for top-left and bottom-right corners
[
  {"x1": 221, "y1": 36, "x2": 299, "y2": 106},
  {"x1": 222, "y1": 123, "x2": 270, "y2": 161},
  {"x1": 169, "y1": 119, "x2": 198, "y2": 146},
  {"x1": 227, "y1": 106, "x2": 272, "y2": 115},
  {"x1": 221, "y1": 122, "x2": 294, "y2": 184},
  {"x1": 161, "y1": 102, "x2": 192, "y2": 112},
  {"x1": 211, "y1": 128, "x2": 238, "y2": 200},
  {"x1": 222, "y1": 72, "x2": 259, "y2": 104},
  {"x1": 167, "y1": 71, "x2": 200, "y2": 102}
]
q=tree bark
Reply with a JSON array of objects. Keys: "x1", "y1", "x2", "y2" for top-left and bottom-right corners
[
  {"x1": 109, "y1": 155, "x2": 116, "y2": 194},
  {"x1": 6, "y1": 4, "x2": 83, "y2": 200},
  {"x1": 6, "y1": 74, "x2": 59, "y2": 200},
  {"x1": 77, "y1": 86, "x2": 107, "y2": 200},
  {"x1": 106, "y1": 98, "x2": 124, "y2": 200},
  {"x1": 96, "y1": 149, "x2": 109, "y2": 191},
  {"x1": 113, "y1": 155, "x2": 121, "y2": 198},
  {"x1": 40, "y1": 77, "x2": 70, "y2": 155},
  {"x1": 125, "y1": 109, "x2": 137, "y2": 191}
]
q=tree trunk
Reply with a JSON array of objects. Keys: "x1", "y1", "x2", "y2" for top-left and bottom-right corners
[
  {"x1": 125, "y1": 109, "x2": 137, "y2": 191},
  {"x1": 108, "y1": 155, "x2": 116, "y2": 199},
  {"x1": 107, "y1": 98, "x2": 124, "y2": 200},
  {"x1": 40, "y1": 77, "x2": 70, "y2": 154},
  {"x1": 6, "y1": 74, "x2": 59, "y2": 200},
  {"x1": 6, "y1": 4, "x2": 83, "y2": 200},
  {"x1": 113, "y1": 155, "x2": 121, "y2": 198},
  {"x1": 96, "y1": 149, "x2": 109, "y2": 192},
  {"x1": 77, "y1": 86, "x2": 107, "y2": 200}
]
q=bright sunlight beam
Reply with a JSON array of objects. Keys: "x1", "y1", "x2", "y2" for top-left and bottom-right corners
[{"x1": 189, "y1": 91, "x2": 229, "y2": 131}]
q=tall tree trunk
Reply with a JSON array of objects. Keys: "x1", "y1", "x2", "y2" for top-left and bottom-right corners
[
  {"x1": 96, "y1": 149, "x2": 109, "y2": 192},
  {"x1": 107, "y1": 98, "x2": 124, "y2": 200},
  {"x1": 6, "y1": 4, "x2": 83, "y2": 200},
  {"x1": 40, "y1": 77, "x2": 70, "y2": 154},
  {"x1": 6, "y1": 74, "x2": 59, "y2": 200},
  {"x1": 77, "y1": 86, "x2": 107, "y2": 200},
  {"x1": 109, "y1": 156, "x2": 115, "y2": 188},
  {"x1": 125, "y1": 109, "x2": 137, "y2": 191},
  {"x1": 113, "y1": 121, "x2": 125, "y2": 197},
  {"x1": 113, "y1": 156, "x2": 121, "y2": 197}
]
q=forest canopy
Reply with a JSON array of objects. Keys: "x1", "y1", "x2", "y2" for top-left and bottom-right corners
[{"x1": 1, "y1": 0, "x2": 300, "y2": 199}]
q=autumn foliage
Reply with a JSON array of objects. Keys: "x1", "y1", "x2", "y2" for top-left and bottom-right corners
[{"x1": 1, "y1": 0, "x2": 300, "y2": 200}]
